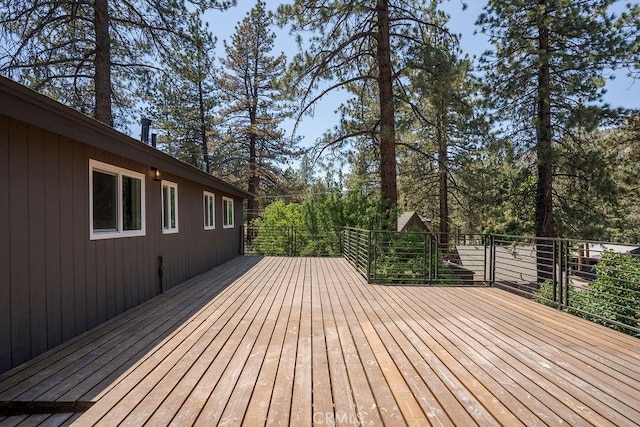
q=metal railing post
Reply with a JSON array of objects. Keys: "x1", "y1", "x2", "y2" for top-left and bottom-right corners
[
  {"x1": 424, "y1": 232, "x2": 428, "y2": 284},
  {"x1": 367, "y1": 230, "x2": 372, "y2": 281},
  {"x1": 428, "y1": 236, "x2": 433, "y2": 283},
  {"x1": 483, "y1": 234, "x2": 487, "y2": 283},
  {"x1": 552, "y1": 239, "x2": 558, "y2": 308},
  {"x1": 557, "y1": 240, "x2": 563, "y2": 308},
  {"x1": 563, "y1": 240, "x2": 570, "y2": 309},
  {"x1": 489, "y1": 234, "x2": 496, "y2": 286}
]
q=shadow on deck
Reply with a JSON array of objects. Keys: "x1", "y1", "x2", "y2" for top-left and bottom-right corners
[{"x1": 0, "y1": 256, "x2": 638, "y2": 426}]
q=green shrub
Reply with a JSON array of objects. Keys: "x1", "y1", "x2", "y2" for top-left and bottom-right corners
[{"x1": 581, "y1": 252, "x2": 640, "y2": 336}]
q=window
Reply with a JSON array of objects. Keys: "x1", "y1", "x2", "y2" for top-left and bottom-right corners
[
  {"x1": 223, "y1": 196, "x2": 234, "y2": 229},
  {"x1": 204, "y1": 191, "x2": 215, "y2": 230},
  {"x1": 162, "y1": 180, "x2": 178, "y2": 234},
  {"x1": 90, "y1": 159, "x2": 145, "y2": 240}
]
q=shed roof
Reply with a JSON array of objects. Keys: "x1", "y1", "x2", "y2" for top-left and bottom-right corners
[
  {"x1": 0, "y1": 76, "x2": 252, "y2": 200},
  {"x1": 397, "y1": 211, "x2": 430, "y2": 232}
]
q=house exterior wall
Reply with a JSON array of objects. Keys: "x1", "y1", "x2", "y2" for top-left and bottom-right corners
[{"x1": 0, "y1": 115, "x2": 244, "y2": 373}]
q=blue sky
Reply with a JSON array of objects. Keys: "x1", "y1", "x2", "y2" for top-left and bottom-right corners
[{"x1": 205, "y1": 1, "x2": 639, "y2": 149}]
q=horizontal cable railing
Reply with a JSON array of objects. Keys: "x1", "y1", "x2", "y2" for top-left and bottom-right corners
[
  {"x1": 343, "y1": 227, "x2": 487, "y2": 285},
  {"x1": 242, "y1": 224, "x2": 639, "y2": 337},
  {"x1": 342, "y1": 227, "x2": 371, "y2": 278},
  {"x1": 243, "y1": 225, "x2": 342, "y2": 257},
  {"x1": 489, "y1": 234, "x2": 640, "y2": 337}
]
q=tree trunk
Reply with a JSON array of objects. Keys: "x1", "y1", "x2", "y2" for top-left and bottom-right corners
[
  {"x1": 376, "y1": 0, "x2": 398, "y2": 226},
  {"x1": 198, "y1": 79, "x2": 211, "y2": 173},
  {"x1": 437, "y1": 103, "x2": 449, "y2": 248},
  {"x1": 247, "y1": 44, "x2": 261, "y2": 225},
  {"x1": 247, "y1": 130, "x2": 259, "y2": 224},
  {"x1": 94, "y1": 0, "x2": 112, "y2": 125},
  {"x1": 535, "y1": 0, "x2": 555, "y2": 282}
]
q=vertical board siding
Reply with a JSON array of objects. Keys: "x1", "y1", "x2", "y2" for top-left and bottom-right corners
[
  {"x1": 0, "y1": 117, "x2": 245, "y2": 373},
  {"x1": 27, "y1": 125, "x2": 48, "y2": 357},
  {"x1": 44, "y1": 133, "x2": 62, "y2": 350},
  {"x1": 72, "y1": 142, "x2": 87, "y2": 335},
  {"x1": 84, "y1": 145, "x2": 98, "y2": 331},
  {"x1": 0, "y1": 116, "x2": 11, "y2": 372},
  {"x1": 8, "y1": 119, "x2": 30, "y2": 367},
  {"x1": 58, "y1": 136, "x2": 76, "y2": 342}
]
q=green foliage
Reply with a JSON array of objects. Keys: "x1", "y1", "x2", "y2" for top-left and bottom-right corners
[
  {"x1": 536, "y1": 252, "x2": 640, "y2": 336},
  {"x1": 216, "y1": 1, "x2": 298, "y2": 214},
  {"x1": 247, "y1": 188, "x2": 397, "y2": 256},
  {"x1": 0, "y1": 0, "x2": 236, "y2": 127},
  {"x1": 580, "y1": 252, "x2": 640, "y2": 335},
  {"x1": 535, "y1": 280, "x2": 582, "y2": 311},
  {"x1": 370, "y1": 231, "x2": 448, "y2": 284},
  {"x1": 279, "y1": 1, "x2": 452, "y2": 212},
  {"x1": 478, "y1": 0, "x2": 640, "y2": 239},
  {"x1": 149, "y1": 14, "x2": 218, "y2": 173}
]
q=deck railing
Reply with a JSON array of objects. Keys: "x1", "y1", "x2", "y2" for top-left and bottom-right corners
[
  {"x1": 243, "y1": 225, "x2": 342, "y2": 257},
  {"x1": 242, "y1": 225, "x2": 640, "y2": 336},
  {"x1": 489, "y1": 234, "x2": 640, "y2": 337},
  {"x1": 343, "y1": 227, "x2": 487, "y2": 285}
]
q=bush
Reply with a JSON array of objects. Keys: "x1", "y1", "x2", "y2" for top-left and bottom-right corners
[
  {"x1": 580, "y1": 252, "x2": 640, "y2": 336},
  {"x1": 536, "y1": 252, "x2": 640, "y2": 337}
]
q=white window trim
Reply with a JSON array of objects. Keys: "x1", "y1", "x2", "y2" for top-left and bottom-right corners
[
  {"x1": 222, "y1": 196, "x2": 234, "y2": 229},
  {"x1": 204, "y1": 191, "x2": 215, "y2": 230},
  {"x1": 161, "y1": 180, "x2": 179, "y2": 234},
  {"x1": 89, "y1": 159, "x2": 146, "y2": 240}
]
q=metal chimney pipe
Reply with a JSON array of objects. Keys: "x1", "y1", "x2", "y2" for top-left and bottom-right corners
[
  {"x1": 141, "y1": 118, "x2": 151, "y2": 144},
  {"x1": 151, "y1": 133, "x2": 157, "y2": 148}
]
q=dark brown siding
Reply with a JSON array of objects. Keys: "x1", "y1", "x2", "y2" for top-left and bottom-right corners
[
  {"x1": 0, "y1": 116, "x2": 11, "y2": 373},
  {"x1": 0, "y1": 116, "x2": 245, "y2": 373}
]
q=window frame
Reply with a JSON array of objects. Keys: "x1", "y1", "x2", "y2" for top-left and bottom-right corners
[
  {"x1": 222, "y1": 196, "x2": 234, "y2": 229},
  {"x1": 89, "y1": 159, "x2": 146, "y2": 240},
  {"x1": 161, "y1": 180, "x2": 179, "y2": 234},
  {"x1": 203, "y1": 191, "x2": 215, "y2": 230}
]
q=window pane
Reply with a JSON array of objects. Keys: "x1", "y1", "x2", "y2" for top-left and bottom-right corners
[
  {"x1": 204, "y1": 195, "x2": 208, "y2": 226},
  {"x1": 162, "y1": 185, "x2": 169, "y2": 229},
  {"x1": 170, "y1": 187, "x2": 176, "y2": 228},
  {"x1": 209, "y1": 197, "x2": 214, "y2": 226},
  {"x1": 93, "y1": 170, "x2": 117, "y2": 231},
  {"x1": 122, "y1": 175, "x2": 142, "y2": 231},
  {"x1": 222, "y1": 200, "x2": 226, "y2": 225},
  {"x1": 223, "y1": 199, "x2": 233, "y2": 227}
]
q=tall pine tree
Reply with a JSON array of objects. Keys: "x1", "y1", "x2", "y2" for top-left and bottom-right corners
[
  {"x1": 279, "y1": 1, "x2": 449, "y2": 226},
  {"x1": 149, "y1": 14, "x2": 218, "y2": 173},
  {"x1": 217, "y1": 1, "x2": 297, "y2": 222},
  {"x1": 0, "y1": 0, "x2": 235, "y2": 126},
  {"x1": 478, "y1": 0, "x2": 639, "y2": 239},
  {"x1": 478, "y1": 0, "x2": 639, "y2": 278}
]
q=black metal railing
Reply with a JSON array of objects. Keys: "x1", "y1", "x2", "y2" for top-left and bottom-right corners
[
  {"x1": 489, "y1": 234, "x2": 640, "y2": 337},
  {"x1": 242, "y1": 224, "x2": 639, "y2": 336},
  {"x1": 343, "y1": 227, "x2": 371, "y2": 278},
  {"x1": 243, "y1": 225, "x2": 342, "y2": 257},
  {"x1": 343, "y1": 227, "x2": 487, "y2": 285}
]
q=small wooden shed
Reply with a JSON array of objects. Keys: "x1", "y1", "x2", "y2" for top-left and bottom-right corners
[
  {"x1": 0, "y1": 76, "x2": 252, "y2": 373},
  {"x1": 397, "y1": 211, "x2": 431, "y2": 232}
]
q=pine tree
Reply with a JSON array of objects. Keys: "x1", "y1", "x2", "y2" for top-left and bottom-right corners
[
  {"x1": 398, "y1": 34, "x2": 488, "y2": 243},
  {"x1": 149, "y1": 14, "x2": 218, "y2": 173},
  {"x1": 0, "y1": 0, "x2": 235, "y2": 126},
  {"x1": 478, "y1": 0, "x2": 639, "y2": 237},
  {"x1": 217, "y1": 1, "x2": 298, "y2": 223},
  {"x1": 278, "y1": 1, "x2": 449, "y2": 226},
  {"x1": 478, "y1": 0, "x2": 639, "y2": 278}
]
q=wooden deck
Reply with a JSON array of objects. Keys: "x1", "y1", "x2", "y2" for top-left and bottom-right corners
[{"x1": 1, "y1": 256, "x2": 639, "y2": 426}]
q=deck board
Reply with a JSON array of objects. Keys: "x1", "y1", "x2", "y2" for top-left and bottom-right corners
[{"x1": 0, "y1": 256, "x2": 639, "y2": 426}]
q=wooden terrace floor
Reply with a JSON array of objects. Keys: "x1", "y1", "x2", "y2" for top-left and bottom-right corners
[{"x1": 0, "y1": 256, "x2": 639, "y2": 426}]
